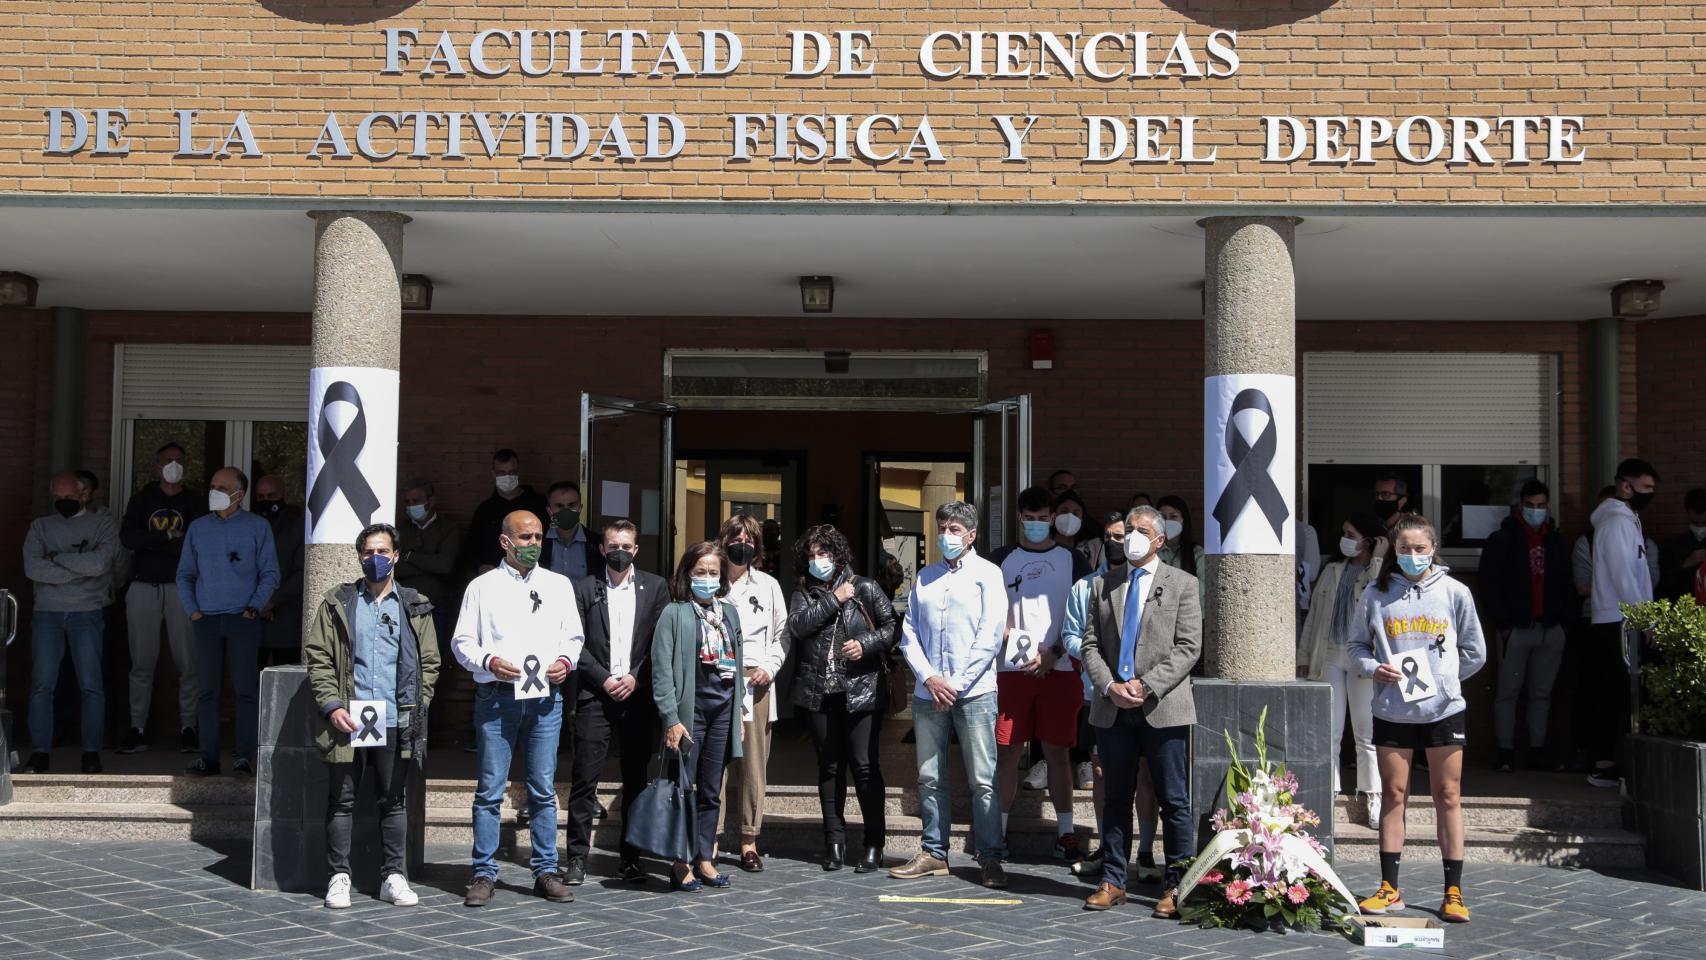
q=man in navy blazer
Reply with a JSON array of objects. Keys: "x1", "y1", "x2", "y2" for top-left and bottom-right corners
[
  {"x1": 562, "y1": 519, "x2": 669, "y2": 885},
  {"x1": 1081, "y1": 505, "x2": 1202, "y2": 917}
]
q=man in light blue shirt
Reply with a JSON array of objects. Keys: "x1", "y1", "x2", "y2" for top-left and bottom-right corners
[{"x1": 891, "y1": 501, "x2": 1010, "y2": 889}]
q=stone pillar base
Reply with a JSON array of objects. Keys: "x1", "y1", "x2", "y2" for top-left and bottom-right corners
[
  {"x1": 252, "y1": 666, "x2": 425, "y2": 893},
  {"x1": 0, "y1": 707, "x2": 13, "y2": 806},
  {"x1": 1189, "y1": 679, "x2": 1335, "y2": 853}
]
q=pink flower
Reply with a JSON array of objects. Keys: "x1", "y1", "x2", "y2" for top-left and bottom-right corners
[
  {"x1": 1225, "y1": 879, "x2": 1253, "y2": 905},
  {"x1": 1201, "y1": 870, "x2": 1225, "y2": 884},
  {"x1": 1287, "y1": 883, "x2": 1310, "y2": 905}
]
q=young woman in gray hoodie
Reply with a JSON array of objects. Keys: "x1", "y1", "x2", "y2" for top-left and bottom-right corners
[{"x1": 1349, "y1": 514, "x2": 1487, "y2": 925}]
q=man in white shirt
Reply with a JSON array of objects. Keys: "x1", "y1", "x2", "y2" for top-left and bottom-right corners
[
  {"x1": 454, "y1": 511, "x2": 585, "y2": 907},
  {"x1": 564, "y1": 520, "x2": 669, "y2": 885},
  {"x1": 891, "y1": 501, "x2": 1011, "y2": 889}
]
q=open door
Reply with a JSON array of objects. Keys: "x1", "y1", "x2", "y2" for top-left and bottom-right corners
[
  {"x1": 969, "y1": 394, "x2": 1031, "y2": 552},
  {"x1": 579, "y1": 394, "x2": 676, "y2": 576}
]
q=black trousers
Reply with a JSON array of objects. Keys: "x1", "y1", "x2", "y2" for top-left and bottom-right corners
[
  {"x1": 1586, "y1": 621, "x2": 1633, "y2": 764},
  {"x1": 326, "y1": 734, "x2": 408, "y2": 879},
  {"x1": 806, "y1": 693, "x2": 886, "y2": 848},
  {"x1": 566, "y1": 689, "x2": 657, "y2": 862}
]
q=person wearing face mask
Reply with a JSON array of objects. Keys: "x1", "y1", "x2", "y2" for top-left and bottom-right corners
[
  {"x1": 1297, "y1": 512, "x2": 1389, "y2": 826},
  {"x1": 716, "y1": 515, "x2": 790, "y2": 872},
  {"x1": 1156, "y1": 495, "x2": 1208, "y2": 627},
  {"x1": 892, "y1": 501, "x2": 1011, "y2": 889},
  {"x1": 1658, "y1": 488, "x2": 1706, "y2": 602},
  {"x1": 652, "y1": 540, "x2": 745, "y2": 892},
  {"x1": 993, "y1": 487, "x2": 1093, "y2": 862},
  {"x1": 1585, "y1": 457, "x2": 1660, "y2": 788},
  {"x1": 542, "y1": 480, "x2": 605, "y2": 583},
  {"x1": 460, "y1": 448, "x2": 549, "y2": 579},
  {"x1": 395, "y1": 479, "x2": 463, "y2": 634},
  {"x1": 252, "y1": 475, "x2": 306, "y2": 667},
  {"x1": 176, "y1": 467, "x2": 281, "y2": 777},
  {"x1": 453, "y1": 511, "x2": 583, "y2": 907},
  {"x1": 1048, "y1": 468, "x2": 1077, "y2": 497},
  {"x1": 17, "y1": 471, "x2": 119, "y2": 775},
  {"x1": 1080, "y1": 505, "x2": 1201, "y2": 915},
  {"x1": 1477, "y1": 481, "x2": 1576, "y2": 774},
  {"x1": 1373, "y1": 472, "x2": 1411, "y2": 531},
  {"x1": 788, "y1": 523, "x2": 897, "y2": 873},
  {"x1": 1351, "y1": 514, "x2": 1487, "y2": 925},
  {"x1": 304, "y1": 523, "x2": 440, "y2": 910},
  {"x1": 118, "y1": 441, "x2": 206, "y2": 756},
  {"x1": 564, "y1": 520, "x2": 669, "y2": 885}
]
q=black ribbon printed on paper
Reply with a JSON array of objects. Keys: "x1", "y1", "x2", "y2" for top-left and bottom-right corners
[
  {"x1": 520, "y1": 654, "x2": 546, "y2": 693},
  {"x1": 1210, "y1": 387, "x2": 1290, "y2": 543},
  {"x1": 356, "y1": 705, "x2": 382, "y2": 742},
  {"x1": 1400, "y1": 655, "x2": 1431, "y2": 697},
  {"x1": 307, "y1": 380, "x2": 381, "y2": 533}
]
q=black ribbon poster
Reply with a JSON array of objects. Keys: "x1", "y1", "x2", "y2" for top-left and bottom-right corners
[
  {"x1": 350, "y1": 699, "x2": 386, "y2": 747},
  {"x1": 515, "y1": 653, "x2": 548, "y2": 700},
  {"x1": 1203, "y1": 375, "x2": 1295, "y2": 555},
  {"x1": 306, "y1": 367, "x2": 398, "y2": 545}
]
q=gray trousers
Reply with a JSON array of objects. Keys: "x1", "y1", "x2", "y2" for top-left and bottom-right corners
[
  {"x1": 1495, "y1": 623, "x2": 1566, "y2": 750},
  {"x1": 125, "y1": 582, "x2": 199, "y2": 732}
]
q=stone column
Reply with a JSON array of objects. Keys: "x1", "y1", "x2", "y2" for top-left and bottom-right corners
[
  {"x1": 1201, "y1": 216, "x2": 1298, "y2": 682},
  {"x1": 1586, "y1": 316, "x2": 1621, "y2": 492},
  {"x1": 920, "y1": 462, "x2": 959, "y2": 566}
]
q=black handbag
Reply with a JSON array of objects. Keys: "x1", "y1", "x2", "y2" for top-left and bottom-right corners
[{"x1": 627, "y1": 743, "x2": 695, "y2": 863}]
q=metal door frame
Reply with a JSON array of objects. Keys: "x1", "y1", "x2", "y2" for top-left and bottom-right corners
[{"x1": 579, "y1": 393, "x2": 678, "y2": 576}]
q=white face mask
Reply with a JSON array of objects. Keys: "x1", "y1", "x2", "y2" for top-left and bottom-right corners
[
  {"x1": 161, "y1": 461, "x2": 185, "y2": 485},
  {"x1": 1693, "y1": 524, "x2": 1706, "y2": 540},
  {"x1": 1054, "y1": 513, "x2": 1082, "y2": 537},
  {"x1": 494, "y1": 474, "x2": 520, "y2": 494},
  {"x1": 1124, "y1": 531, "x2": 1156, "y2": 563},
  {"x1": 1162, "y1": 518, "x2": 1184, "y2": 541},
  {"x1": 1340, "y1": 536, "x2": 1363, "y2": 557},
  {"x1": 208, "y1": 489, "x2": 233, "y2": 512}
]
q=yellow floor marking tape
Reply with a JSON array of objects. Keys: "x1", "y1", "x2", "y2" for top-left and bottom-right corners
[{"x1": 878, "y1": 895, "x2": 1024, "y2": 906}]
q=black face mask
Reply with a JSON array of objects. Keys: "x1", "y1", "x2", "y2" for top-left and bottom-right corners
[
  {"x1": 54, "y1": 498, "x2": 81, "y2": 519},
  {"x1": 1373, "y1": 499, "x2": 1401, "y2": 521},
  {"x1": 257, "y1": 500, "x2": 284, "y2": 518},
  {"x1": 724, "y1": 541, "x2": 756, "y2": 567},
  {"x1": 604, "y1": 548, "x2": 635, "y2": 573},
  {"x1": 1103, "y1": 537, "x2": 1126, "y2": 565},
  {"x1": 1627, "y1": 490, "x2": 1655, "y2": 513}
]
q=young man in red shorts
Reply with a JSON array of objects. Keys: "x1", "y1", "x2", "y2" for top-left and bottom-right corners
[{"x1": 993, "y1": 487, "x2": 1092, "y2": 859}]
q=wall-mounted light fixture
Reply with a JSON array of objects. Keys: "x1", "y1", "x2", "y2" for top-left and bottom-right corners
[
  {"x1": 400, "y1": 274, "x2": 433, "y2": 311},
  {"x1": 800, "y1": 275, "x2": 834, "y2": 314},
  {"x1": 0, "y1": 271, "x2": 40, "y2": 308},
  {"x1": 1610, "y1": 279, "x2": 1663, "y2": 319}
]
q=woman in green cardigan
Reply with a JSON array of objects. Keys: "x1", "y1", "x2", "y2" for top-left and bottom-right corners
[{"x1": 653, "y1": 539, "x2": 745, "y2": 891}]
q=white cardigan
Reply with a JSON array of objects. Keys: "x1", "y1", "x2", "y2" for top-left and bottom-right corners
[
  {"x1": 725, "y1": 567, "x2": 790, "y2": 721},
  {"x1": 1297, "y1": 557, "x2": 1382, "y2": 680}
]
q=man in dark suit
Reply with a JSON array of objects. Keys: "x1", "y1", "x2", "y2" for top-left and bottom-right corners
[
  {"x1": 1081, "y1": 505, "x2": 1202, "y2": 916},
  {"x1": 562, "y1": 519, "x2": 669, "y2": 885}
]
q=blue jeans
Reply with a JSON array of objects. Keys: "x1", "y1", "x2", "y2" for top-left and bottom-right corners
[
  {"x1": 471, "y1": 683, "x2": 563, "y2": 880},
  {"x1": 1098, "y1": 707, "x2": 1192, "y2": 890},
  {"x1": 192, "y1": 613, "x2": 262, "y2": 767},
  {"x1": 912, "y1": 690, "x2": 1006, "y2": 862},
  {"x1": 29, "y1": 610, "x2": 105, "y2": 753}
]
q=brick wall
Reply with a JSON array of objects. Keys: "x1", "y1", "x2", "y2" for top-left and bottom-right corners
[
  {"x1": 1637, "y1": 315, "x2": 1706, "y2": 542},
  {"x1": 3, "y1": 0, "x2": 1703, "y2": 202}
]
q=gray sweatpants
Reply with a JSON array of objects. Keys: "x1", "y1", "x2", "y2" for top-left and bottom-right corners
[
  {"x1": 1494, "y1": 623, "x2": 1566, "y2": 750},
  {"x1": 125, "y1": 582, "x2": 199, "y2": 732}
]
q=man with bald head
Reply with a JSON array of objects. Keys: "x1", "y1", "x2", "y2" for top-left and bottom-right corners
[
  {"x1": 177, "y1": 466, "x2": 280, "y2": 776},
  {"x1": 453, "y1": 510, "x2": 585, "y2": 907},
  {"x1": 17, "y1": 471, "x2": 119, "y2": 774}
]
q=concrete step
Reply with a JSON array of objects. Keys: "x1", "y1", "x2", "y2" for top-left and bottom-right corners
[
  {"x1": 1331, "y1": 820, "x2": 1648, "y2": 868},
  {"x1": 1329, "y1": 794, "x2": 1624, "y2": 831},
  {"x1": 0, "y1": 801, "x2": 253, "y2": 843}
]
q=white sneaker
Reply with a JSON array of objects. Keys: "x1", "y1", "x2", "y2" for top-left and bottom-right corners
[
  {"x1": 324, "y1": 873, "x2": 352, "y2": 909},
  {"x1": 1073, "y1": 762, "x2": 1094, "y2": 790},
  {"x1": 380, "y1": 873, "x2": 419, "y2": 907},
  {"x1": 1362, "y1": 791, "x2": 1382, "y2": 826},
  {"x1": 1022, "y1": 760, "x2": 1049, "y2": 790}
]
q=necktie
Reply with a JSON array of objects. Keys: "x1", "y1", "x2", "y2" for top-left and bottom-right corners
[{"x1": 1118, "y1": 567, "x2": 1148, "y2": 681}]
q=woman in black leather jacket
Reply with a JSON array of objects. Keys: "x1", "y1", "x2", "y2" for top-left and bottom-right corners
[{"x1": 788, "y1": 524, "x2": 898, "y2": 874}]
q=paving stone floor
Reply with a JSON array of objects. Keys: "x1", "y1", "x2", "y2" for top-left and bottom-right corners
[{"x1": 0, "y1": 841, "x2": 1702, "y2": 959}]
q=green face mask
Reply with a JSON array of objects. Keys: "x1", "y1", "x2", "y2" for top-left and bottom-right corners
[
  {"x1": 512, "y1": 543, "x2": 542, "y2": 568},
  {"x1": 552, "y1": 508, "x2": 580, "y2": 530}
]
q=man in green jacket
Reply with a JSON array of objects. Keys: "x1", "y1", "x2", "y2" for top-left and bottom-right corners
[{"x1": 303, "y1": 522, "x2": 441, "y2": 910}]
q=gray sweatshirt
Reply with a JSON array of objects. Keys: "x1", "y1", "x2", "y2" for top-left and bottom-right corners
[
  {"x1": 1350, "y1": 564, "x2": 1488, "y2": 724},
  {"x1": 24, "y1": 510, "x2": 120, "y2": 612}
]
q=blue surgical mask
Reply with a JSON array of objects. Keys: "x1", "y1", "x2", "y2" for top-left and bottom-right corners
[
  {"x1": 1021, "y1": 519, "x2": 1052, "y2": 543},
  {"x1": 1397, "y1": 553, "x2": 1433, "y2": 577},
  {"x1": 809, "y1": 556, "x2": 836, "y2": 581},
  {"x1": 361, "y1": 554, "x2": 393, "y2": 583},
  {"x1": 938, "y1": 533, "x2": 966, "y2": 561},
  {"x1": 691, "y1": 576, "x2": 720, "y2": 600},
  {"x1": 1522, "y1": 507, "x2": 1549, "y2": 529},
  {"x1": 406, "y1": 503, "x2": 428, "y2": 522}
]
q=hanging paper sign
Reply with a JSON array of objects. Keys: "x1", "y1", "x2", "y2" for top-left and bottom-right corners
[
  {"x1": 1203, "y1": 374, "x2": 1296, "y2": 556},
  {"x1": 306, "y1": 366, "x2": 399, "y2": 545}
]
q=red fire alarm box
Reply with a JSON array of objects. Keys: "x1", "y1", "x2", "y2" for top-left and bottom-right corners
[{"x1": 1029, "y1": 329, "x2": 1055, "y2": 370}]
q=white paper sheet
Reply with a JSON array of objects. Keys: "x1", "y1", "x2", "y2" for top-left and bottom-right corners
[
  {"x1": 349, "y1": 699, "x2": 388, "y2": 747},
  {"x1": 1389, "y1": 652, "x2": 1438, "y2": 704},
  {"x1": 600, "y1": 480, "x2": 631, "y2": 519}
]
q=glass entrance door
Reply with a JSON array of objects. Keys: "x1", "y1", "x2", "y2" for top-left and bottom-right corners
[
  {"x1": 968, "y1": 394, "x2": 1031, "y2": 551},
  {"x1": 579, "y1": 394, "x2": 676, "y2": 576},
  {"x1": 674, "y1": 456, "x2": 802, "y2": 596}
]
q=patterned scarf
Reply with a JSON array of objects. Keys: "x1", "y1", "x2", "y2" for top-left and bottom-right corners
[{"x1": 692, "y1": 599, "x2": 735, "y2": 670}]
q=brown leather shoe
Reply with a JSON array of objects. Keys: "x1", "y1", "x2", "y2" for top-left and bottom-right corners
[
  {"x1": 1084, "y1": 883, "x2": 1127, "y2": 911},
  {"x1": 534, "y1": 873, "x2": 575, "y2": 903},
  {"x1": 463, "y1": 876, "x2": 495, "y2": 908},
  {"x1": 1152, "y1": 887, "x2": 1181, "y2": 919},
  {"x1": 740, "y1": 850, "x2": 764, "y2": 873},
  {"x1": 980, "y1": 859, "x2": 1008, "y2": 889},
  {"x1": 888, "y1": 852, "x2": 950, "y2": 879}
]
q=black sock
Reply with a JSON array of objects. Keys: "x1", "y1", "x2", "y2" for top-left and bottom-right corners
[
  {"x1": 1379, "y1": 851, "x2": 1402, "y2": 889},
  {"x1": 1443, "y1": 859, "x2": 1464, "y2": 891}
]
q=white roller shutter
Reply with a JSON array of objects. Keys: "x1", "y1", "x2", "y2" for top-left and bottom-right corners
[
  {"x1": 1304, "y1": 352, "x2": 1556, "y2": 465},
  {"x1": 115, "y1": 343, "x2": 309, "y2": 421}
]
